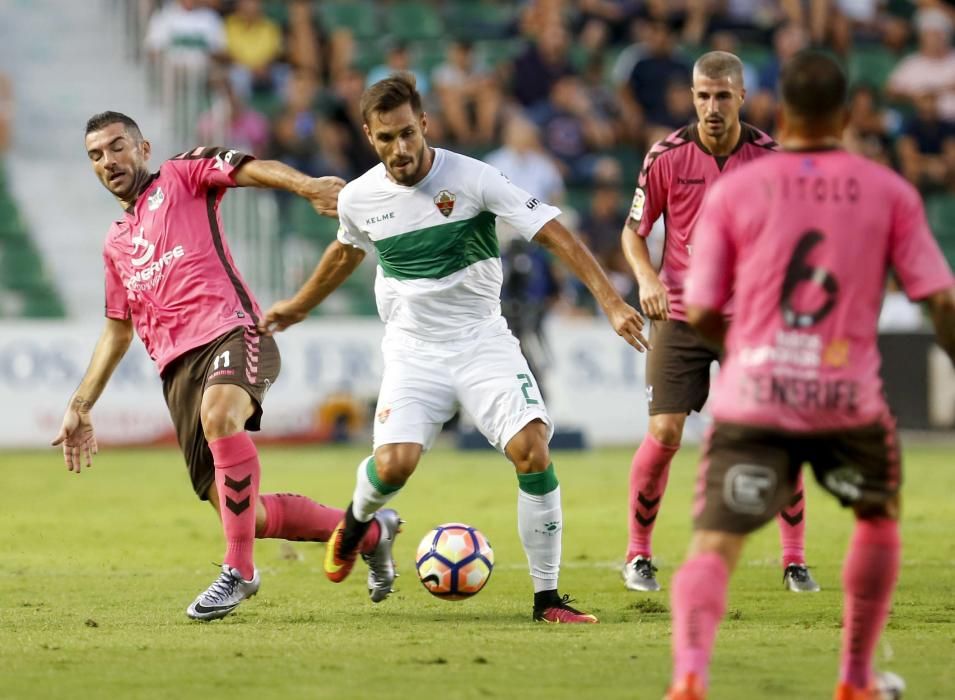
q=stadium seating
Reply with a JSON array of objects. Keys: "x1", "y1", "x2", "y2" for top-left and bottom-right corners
[
  {"x1": 0, "y1": 163, "x2": 66, "y2": 318},
  {"x1": 847, "y1": 45, "x2": 898, "y2": 92},
  {"x1": 315, "y1": 1, "x2": 380, "y2": 40},
  {"x1": 384, "y1": 2, "x2": 445, "y2": 42},
  {"x1": 443, "y1": 0, "x2": 517, "y2": 40}
]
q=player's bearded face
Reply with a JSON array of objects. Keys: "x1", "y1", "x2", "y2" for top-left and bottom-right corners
[
  {"x1": 85, "y1": 123, "x2": 151, "y2": 199},
  {"x1": 367, "y1": 104, "x2": 429, "y2": 186},
  {"x1": 692, "y1": 74, "x2": 745, "y2": 139}
]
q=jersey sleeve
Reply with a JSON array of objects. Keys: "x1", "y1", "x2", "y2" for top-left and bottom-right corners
[
  {"x1": 167, "y1": 146, "x2": 255, "y2": 195},
  {"x1": 336, "y1": 198, "x2": 375, "y2": 255},
  {"x1": 890, "y1": 181, "x2": 955, "y2": 300},
  {"x1": 627, "y1": 144, "x2": 669, "y2": 238},
  {"x1": 103, "y1": 250, "x2": 130, "y2": 320},
  {"x1": 478, "y1": 165, "x2": 561, "y2": 241},
  {"x1": 685, "y1": 181, "x2": 737, "y2": 312}
]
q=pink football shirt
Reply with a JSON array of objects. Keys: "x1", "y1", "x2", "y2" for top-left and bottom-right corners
[
  {"x1": 628, "y1": 123, "x2": 777, "y2": 321},
  {"x1": 687, "y1": 149, "x2": 955, "y2": 432},
  {"x1": 103, "y1": 146, "x2": 262, "y2": 374}
]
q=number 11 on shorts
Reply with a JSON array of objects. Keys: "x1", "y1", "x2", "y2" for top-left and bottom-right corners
[{"x1": 517, "y1": 373, "x2": 539, "y2": 405}]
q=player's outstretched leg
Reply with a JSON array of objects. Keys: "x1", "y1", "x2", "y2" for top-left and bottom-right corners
[
  {"x1": 325, "y1": 455, "x2": 404, "y2": 584},
  {"x1": 188, "y1": 432, "x2": 262, "y2": 620},
  {"x1": 257, "y1": 492, "x2": 400, "y2": 599},
  {"x1": 777, "y1": 470, "x2": 820, "y2": 592},
  {"x1": 833, "y1": 518, "x2": 902, "y2": 699},
  {"x1": 515, "y1": 463, "x2": 597, "y2": 624},
  {"x1": 258, "y1": 492, "x2": 382, "y2": 548},
  {"x1": 625, "y1": 433, "x2": 679, "y2": 592}
]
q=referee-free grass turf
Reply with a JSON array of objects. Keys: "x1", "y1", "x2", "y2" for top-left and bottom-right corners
[{"x1": 1, "y1": 443, "x2": 953, "y2": 699}]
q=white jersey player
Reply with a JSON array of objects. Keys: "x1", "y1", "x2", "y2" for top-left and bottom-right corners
[{"x1": 261, "y1": 72, "x2": 648, "y2": 623}]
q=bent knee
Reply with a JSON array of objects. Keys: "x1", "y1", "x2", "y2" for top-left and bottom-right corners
[
  {"x1": 509, "y1": 440, "x2": 550, "y2": 474},
  {"x1": 649, "y1": 415, "x2": 685, "y2": 447},
  {"x1": 201, "y1": 405, "x2": 246, "y2": 439},
  {"x1": 374, "y1": 445, "x2": 420, "y2": 485}
]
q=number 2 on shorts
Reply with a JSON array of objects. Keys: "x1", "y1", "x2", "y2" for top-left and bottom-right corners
[{"x1": 517, "y1": 373, "x2": 539, "y2": 405}]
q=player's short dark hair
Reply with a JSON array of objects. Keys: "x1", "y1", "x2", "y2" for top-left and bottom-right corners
[
  {"x1": 360, "y1": 72, "x2": 423, "y2": 126},
  {"x1": 693, "y1": 51, "x2": 744, "y2": 87},
  {"x1": 85, "y1": 111, "x2": 143, "y2": 141},
  {"x1": 780, "y1": 50, "x2": 847, "y2": 121}
]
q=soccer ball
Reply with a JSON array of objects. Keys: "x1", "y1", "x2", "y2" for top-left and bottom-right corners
[{"x1": 415, "y1": 523, "x2": 494, "y2": 600}]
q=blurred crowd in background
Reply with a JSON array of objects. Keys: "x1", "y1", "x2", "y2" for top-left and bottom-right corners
[{"x1": 7, "y1": 0, "x2": 955, "y2": 328}]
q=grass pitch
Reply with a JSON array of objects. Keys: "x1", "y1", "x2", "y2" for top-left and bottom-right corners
[{"x1": 2, "y1": 443, "x2": 954, "y2": 699}]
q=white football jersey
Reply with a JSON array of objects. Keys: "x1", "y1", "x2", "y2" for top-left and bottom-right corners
[{"x1": 337, "y1": 148, "x2": 561, "y2": 340}]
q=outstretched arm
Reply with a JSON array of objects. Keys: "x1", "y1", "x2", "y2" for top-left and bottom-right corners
[
  {"x1": 258, "y1": 241, "x2": 366, "y2": 334},
  {"x1": 534, "y1": 219, "x2": 650, "y2": 351},
  {"x1": 232, "y1": 159, "x2": 345, "y2": 217},
  {"x1": 926, "y1": 286, "x2": 955, "y2": 365},
  {"x1": 52, "y1": 317, "x2": 134, "y2": 472}
]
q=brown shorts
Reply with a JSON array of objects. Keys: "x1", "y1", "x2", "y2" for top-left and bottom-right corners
[
  {"x1": 693, "y1": 418, "x2": 901, "y2": 534},
  {"x1": 161, "y1": 326, "x2": 281, "y2": 500},
  {"x1": 645, "y1": 319, "x2": 720, "y2": 415}
]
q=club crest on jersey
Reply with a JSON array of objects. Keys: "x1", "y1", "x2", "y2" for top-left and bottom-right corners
[
  {"x1": 434, "y1": 190, "x2": 456, "y2": 218},
  {"x1": 147, "y1": 186, "x2": 165, "y2": 211}
]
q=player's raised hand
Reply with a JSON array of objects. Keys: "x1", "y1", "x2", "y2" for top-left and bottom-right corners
[
  {"x1": 639, "y1": 274, "x2": 670, "y2": 321},
  {"x1": 51, "y1": 402, "x2": 98, "y2": 474},
  {"x1": 606, "y1": 300, "x2": 651, "y2": 352},
  {"x1": 302, "y1": 176, "x2": 346, "y2": 217},
  {"x1": 258, "y1": 298, "x2": 309, "y2": 335}
]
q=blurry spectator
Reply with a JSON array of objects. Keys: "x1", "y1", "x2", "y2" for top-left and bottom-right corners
[
  {"x1": 269, "y1": 69, "x2": 320, "y2": 174},
  {"x1": 196, "y1": 71, "x2": 270, "y2": 156},
  {"x1": 285, "y1": 0, "x2": 323, "y2": 76},
  {"x1": 530, "y1": 74, "x2": 615, "y2": 184},
  {"x1": 707, "y1": 0, "x2": 788, "y2": 43},
  {"x1": 501, "y1": 238, "x2": 560, "y2": 392},
  {"x1": 757, "y1": 22, "x2": 808, "y2": 96},
  {"x1": 881, "y1": 4, "x2": 913, "y2": 54},
  {"x1": 658, "y1": 76, "x2": 694, "y2": 128},
  {"x1": 829, "y1": 0, "x2": 884, "y2": 54},
  {"x1": 367, "y1": 42, "x2": 430, "y2": 96},
  {"x1": 224, "y1": 0, "x2": 284, "y2": 97},
  {"x1": 320, "y1": 67, "x2": 380, "y2": 176},
  {"x1": 433, "y1": 40, "x2": 502, "y2": 145},
  {"x1": 615, "y1": 20, "x2": 691, "y2": 143},
  {"x1": 0, "y1": 72, "x2": 11, "y2": 153},
  {"x1": 576, "y1": 0, "x2": 641, "y2": 45},
  {"x1": 486, "y1": 116, "x2": 565, "y2": 205},
  {"x1": 887, "y1": 8, "x2": 955, "y2": 121},
  {"x1": 895, "y1": 91, "x2": 955, "y2": 192},
  {"x1": 144, "y1": 0, "x2": 226, "y2": 68},
  {"x1": 744, "y1": 23, "x2": 808, "y2": 134},
  {"x1": 577, "y1": 159, "x2": 631, "y2": 282},
  {"x1": 511, "y1": 22, "x2": 575, "y2": 109},
  {"x1": 843, "y1": 85, "x2": 893, "y2": 167}
]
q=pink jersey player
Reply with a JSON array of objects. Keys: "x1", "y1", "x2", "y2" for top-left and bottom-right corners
[
  {"x1": 688, "y1": 150, "x2": 955, "y2": 432},
  {"x1": 53, "y1": 111, "x2": 405, "y2": 624},
  {"x1": 666, "y1": 51, "x2": 955, "y2": 700},
  {"x1": 620, "y1": 51, "x2": 815, "y2": 596},
  {"x1": 631, "y1": 122, "x2": 776, "y2": 320},
  {"x1": 102, "y1": 146, "x2": 260, "y2": 373}
]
